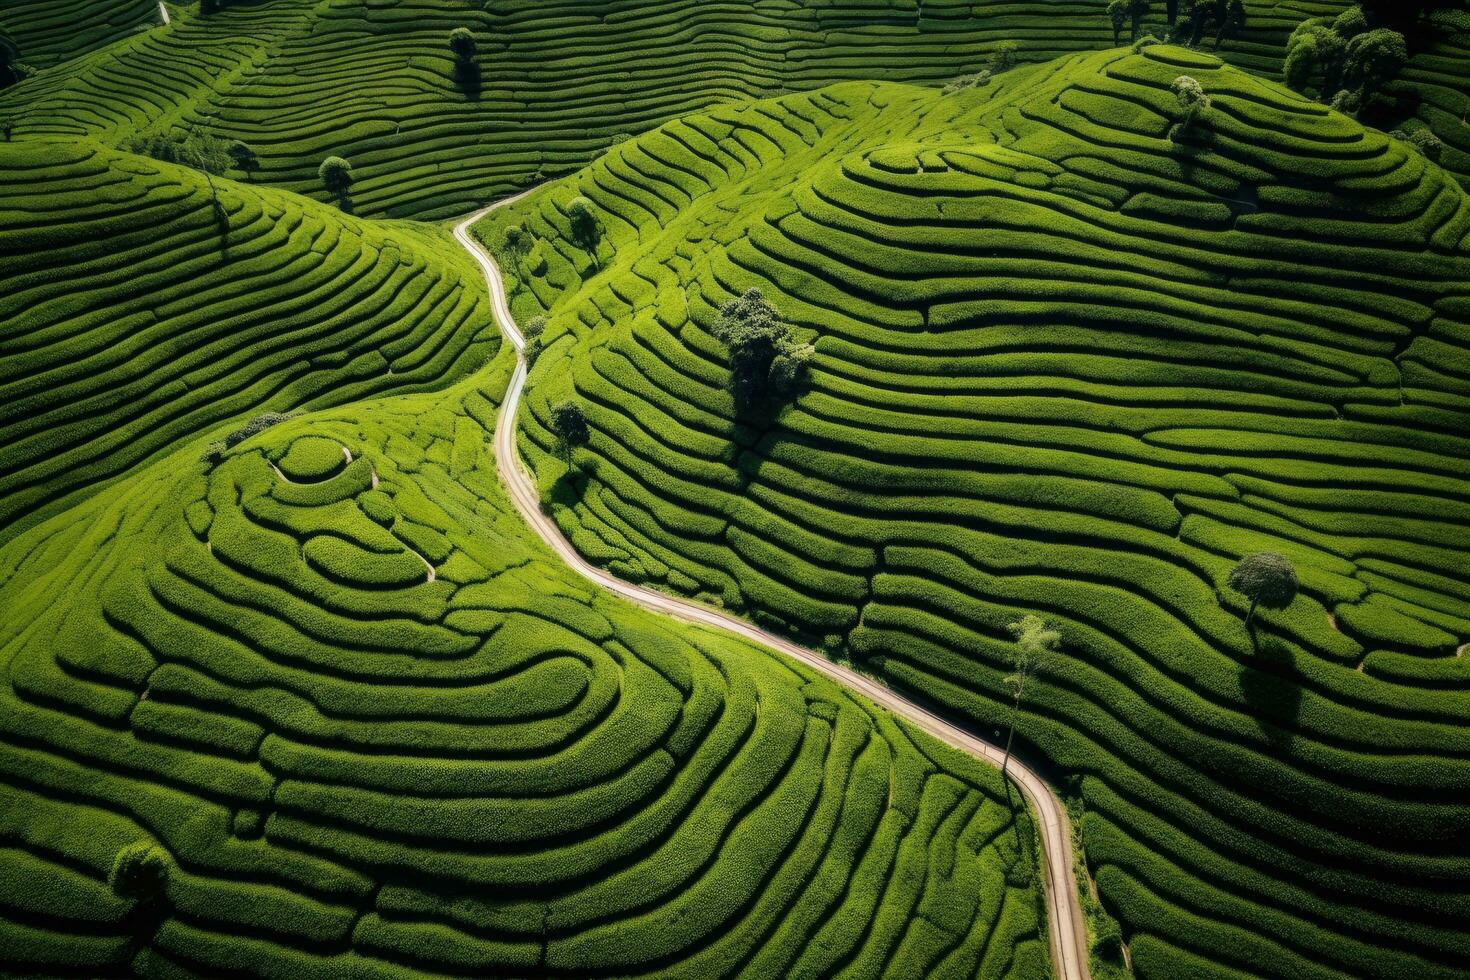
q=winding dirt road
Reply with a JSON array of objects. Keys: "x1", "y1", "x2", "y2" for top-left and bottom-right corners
[{"x1": 453, "y1": 200, "x2": 1091, "y2": 980}]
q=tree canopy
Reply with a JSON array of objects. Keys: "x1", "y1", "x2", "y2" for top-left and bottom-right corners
[
  {"x1": 1227, "y1": 552, "x2": 1299, "y2": 624},
  {"x1": 109, "y1": 843, "x2": 171, "y2": 903},
  {"x1": 710, "y1": 288, "x2": 812, "y2": 414},
  {"x1": 549, "y1": 401, "x2": 590, "y2": 465}
]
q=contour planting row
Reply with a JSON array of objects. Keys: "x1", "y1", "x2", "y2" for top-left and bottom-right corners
[
  {"x1": 479, "y1": 51, "x2": 1470, "y2": 979},
  {"x1": 0, "y1": 0, "x2": 157, "y2": 69},
  {"x1": 0, "y1": 139, "x2": 498, "y2": 538},
  {"x1": 1, "y1": 0, "x2": 1351, "y2": 220},
  {"x1": 0, "y1": 370, "x2": 1050, "y2": 978}
]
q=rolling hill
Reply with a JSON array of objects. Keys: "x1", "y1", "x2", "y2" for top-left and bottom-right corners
[
  {"x1": 0, "y1": 139, "x2": 499, "y2": 536},
  {"x1": 0, "y1": 347, "x2": 1051, "y2": 977},
  {"x1": 476, "y1": 46, "x2": 1470, "y2": 979},
  {"x1": 7, "y1": 0, "x2": 1451, "y2": 221}
]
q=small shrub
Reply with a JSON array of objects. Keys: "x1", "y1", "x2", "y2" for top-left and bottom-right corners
[{"x1": 200, "y1": 440, "x2": 227, "y2": 467}]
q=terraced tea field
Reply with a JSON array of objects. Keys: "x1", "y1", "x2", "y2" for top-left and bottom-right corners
[
  {"x1": 10, "y1": 0, "x2": 1461, "y2": 220},
  {"x1": 0, "y1": 330, "x2": 1054, "y2": 975},
  {"x1": 0, "y1": 139, "x2": 499, "y2": 536},
  {"x1": 478, "y1": 47, "x2": 1470, "y2": 979},
  {"x1": 5, "y1": 0, "x2": 1470, "y2": 976}
]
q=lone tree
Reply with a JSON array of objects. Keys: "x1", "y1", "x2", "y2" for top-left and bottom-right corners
[
  {"x1": 448, "y1": 27, "x2": 479, "y2": 86},
  {"x1": 566, "y1": 196, "x2": 601, "y2": 262},
  {"x1": 1169, "y1": 74, "x2": 1212, "y2": 141},
  {"x1": 989, "y1": 40, "x2": 1019, "y2": 73},
  {"x1": 501, "y1": 224, "x2": 532, "y2": 275},
  {"x1": 319, "y1": 155, "x2": 354, "y2": 212},
  {"x1": 449, "y1": 27, "x2": 478, "y2": 62},
  {"x1": 1228, "y1": 552, "x2": 1299, "y2": 627},
  {"x1": 109, "y1": 843, "x2": 171, "y2": 904},
  {"x1": 523, "y1": 314, "x2": 548, "y2": 366},
  {"x1": 549, "y1": 400, "x2": 590, "y2": 467},
  {"x1": 1108, "y1": 0, "x2": 1128, "y2": 44},
  {"x1": 226, "y1": 140, "x2": 259, "y2": 181},
  {"x1": 1001, "y1": 614, "x2": 1062, "y2": 776},
  {"x1": 710, "y1": 287, "x2": 813, "y2": 415}
]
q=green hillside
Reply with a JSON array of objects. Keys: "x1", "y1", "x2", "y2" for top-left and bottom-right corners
[
  {"x1": 0, "y1": 0, "x2": 1398, "y2": 221},
  {"x1": 478, "y1": 47, "x2": 1470, "y2": 979},
  {"x1": 0, "y1": 0, "x2": 159, "y2": 69},
  {"x1": 0, "y1": 140, "x2": 499, "y2": 536},
  {"x1": 0, "y1": 348, "x2": 1049, "y2": 976}
]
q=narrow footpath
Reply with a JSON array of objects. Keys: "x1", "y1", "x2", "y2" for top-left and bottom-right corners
[{"x1": 453, "y1": 200, "x2": 1091, "y2": 980}]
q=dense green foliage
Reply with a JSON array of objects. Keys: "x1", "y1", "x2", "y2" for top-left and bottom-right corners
[
  {"x1": 0, "y1": 141, "x2": 498, "y2": 537},
  {"x1": 0, "y1": 357, "x2": 1048, "y2": 976},
  {"x1": 481, "y1": 49, "x2": 1470, "y2": 978},
  {"x1": 13, "y1": 0, "x2": 1470, "y2": 219}
]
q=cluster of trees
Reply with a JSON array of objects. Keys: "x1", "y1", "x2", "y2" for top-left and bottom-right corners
[
  {"x1": 1105, "y1": 0, "x2": 1244, "y2": 50},
  {"x1": 1285, "y1": 5, "x2": 1409, "y2": 117},
  {"x1": 710, "y1": 288, "x2": 812, "y2": 415}
]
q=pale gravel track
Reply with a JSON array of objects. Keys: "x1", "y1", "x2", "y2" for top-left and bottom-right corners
[{"x1": 453, "y1": 198, "x2": 1091, "y2": 980}]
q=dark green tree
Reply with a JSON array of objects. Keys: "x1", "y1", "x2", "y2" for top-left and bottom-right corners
[
  {"x1": 449, "y1": 27, "x2": 478, "y2": 61},
  {"x1": 1108, "y1": 0, "x2": 1128, "y2": 44},
  {"x1": 448, "y1": 27, "x2": 479, "y2": 86},
  {"x1": 226, "y1": 140, "x2": 259, "y2": 181},
  {"x1": 523, "y1": 314, "x2": 548, "y2": 366},
  {"x1": 1000, "y1": 614, "x2": 1062, "y2": 776},
  {"x1": 566, "y1": 196, "x2": 601, "y2": 262},
  {"x1": 1343, "y1": 27, "x2": 1408, "y2": 102},
  {"x1": 989, "y1": 40, "x2": 1018, "y2": 73},
  {"x1": 319, "y1": 155, "x2": 354, "y2": 211},
  {"x1": 549, "y1": 400, "x2": 590, "y2": 467},
  {"x1": 1227, "y1": 552, "x2": 1299, "y2": 627},
  {"x1": 1169, "y1": 74, "x2": 1212, "y2": 141},
  {"x1": 710, "y1": 287, "x2": 812, "y2": 414},
  {"x1": 109, "y1": 843, "x2": 171, "y2": 904},
  {"x1": 501, "y1": 224, "x2": 531, "y2": 276},
  {"x1": 1108, "y1": 0, "x2": 1149, "y2": 42}
]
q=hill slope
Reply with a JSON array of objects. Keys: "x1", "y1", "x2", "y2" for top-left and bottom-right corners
[
  {"x1": 0, "y1": 140, "x2": 499, "y2": 537},
  {"x1": 477, "y1": 47, "x2": 1470, "y2": 979},
  {"x1": 0, "y1": 0, "x2": 1385, "y2": 220},
  {"x1": 0, "y1": 348, "x2": 1050, "y2": 977}
]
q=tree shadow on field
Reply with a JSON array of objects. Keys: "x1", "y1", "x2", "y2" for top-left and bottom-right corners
[
  {"x1": 548, "y1": 456, "x2": 594, "y2": 508},
  {"x1": 999, "y1": 780, "x2": 1039, "y2": 890},
  {"x1": 1237, "y1": 630, "x2": 1302, "y2": 751},
  {"x1": 454, "y1": 62, "x2": 482, "y2": 101}
]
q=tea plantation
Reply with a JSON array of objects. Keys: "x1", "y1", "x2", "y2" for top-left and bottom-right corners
[
  {"x1": 479, "y1": 47, "x2": 1470, "y2": 979},
  {"x1": 9, "y1": 0, "x2": 1469, "y2": 220},
  {"x1": 0, "y1": 140, "x2": 500, "y2": 536},
  {"x1": 0, "y1": 341, "x2": 1051, "y2": 975}
]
